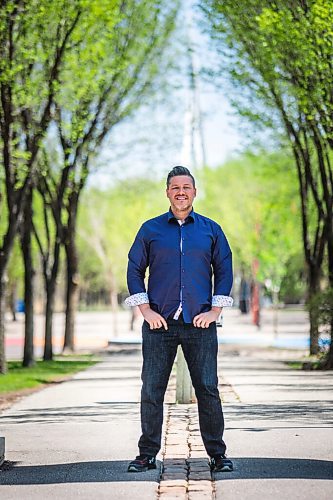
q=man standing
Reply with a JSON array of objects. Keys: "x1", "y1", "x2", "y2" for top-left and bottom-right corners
[{"x1": 125, "y1": 166, "x2": 233, "y2": 473}]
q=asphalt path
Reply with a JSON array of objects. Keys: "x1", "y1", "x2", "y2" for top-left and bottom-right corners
[
  {"x1": 216, "y1": 350, "x2": 333, "y2": 499},
  {"x1": 0, "y1": 345, "x2": 332, "y2": 499},
  {"x1": 0, "y1": 353, "x2": 162, "y2": 499}
]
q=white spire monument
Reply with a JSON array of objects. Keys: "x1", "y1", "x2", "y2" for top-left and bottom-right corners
[{"x1": 180, "y1": 2, "x2": 206, "y2": 170}]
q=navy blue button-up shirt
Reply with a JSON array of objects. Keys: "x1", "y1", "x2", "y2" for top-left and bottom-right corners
[{"x1": 126, "y1": 209, "x2": 233, "y2": 323}]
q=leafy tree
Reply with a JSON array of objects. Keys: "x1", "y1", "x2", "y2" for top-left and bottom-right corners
[
  {"x1": 0, "y1": 0, "x2": 82, "y2": 372},
  {"x1": 77, "y1": 178, "x2": 166, "y2": 304},
  {"x1": 1, "y1": 0, "x2": 179, "y2": 367},
  {"x1": 52, "y1": 0, "x2": 179, "y2": 353},
  {"x1": 201, "y1": 0, "x2": 333, "y2": 359},
  {"x1": 31, "y1": 166, "x2": 63, "y2": 362},
  {"x1": 196, "y1": 149, "x2": 303, "y2": 328}
]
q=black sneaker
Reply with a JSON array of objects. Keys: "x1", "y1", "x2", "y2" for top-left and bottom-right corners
[
  {"x1": 127, "y1": 454, "x2": 156, "y2": 472},
  {"x1": 209, "y1": 454, "x2": 233, "y2": 472}
]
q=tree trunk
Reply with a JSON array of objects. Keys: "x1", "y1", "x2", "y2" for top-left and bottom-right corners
[
  {"x1": 43, "y1": 241, "x2": 62, "y2": 361},
  {"x1": 63, "y1": 244, "x2": 79, "y2": 351},
  {"x1": 308, "y1": 264, "x2": 320, "y2": 355},
  {"x1": 43, "y1": 280, "x2": 55, "y2": 361},
  {"x1": 308, "y1": 305, "x2": 320, "y2": 355},
  {"x1": 9, "y1": 282, "x2": 17, "y2": 321},
  {"x1": 251, "y1": 280, "x2": 260, "y2": 328},
  {"x1": 63, "y1": 192, "x2": 79, "y2": 352},
  {"x1": 21, "y1": 189, "x2": 35, "y2": 368},
  {"x1": 321, "y1": 244, "x2": 333, "y2": 369},
  {"x1": 0, "y1": 278, "x2": 7, "y2": 374},
  {"x1": 0, "y1": 219, "x2": 19, "y2": 374}
]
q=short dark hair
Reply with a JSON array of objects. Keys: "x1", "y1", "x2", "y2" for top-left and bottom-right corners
[{"x1": 166, "y1": 166, "x2": 195, "y2": 187}]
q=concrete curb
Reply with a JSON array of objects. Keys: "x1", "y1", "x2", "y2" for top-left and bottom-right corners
[{"x1": 0, "y1": 436, "x2": 5, "y2": 466}]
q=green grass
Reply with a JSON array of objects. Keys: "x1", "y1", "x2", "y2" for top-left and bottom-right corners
[
  {"x1": 0, "y1": 355, "x2": 98, "y2": 393},
  {"x1": 286, "y1": 361, "x2": 303, "y2": 369},
  {"x1": 285, "y1": 359, "x2": 321, "y2": 370}
]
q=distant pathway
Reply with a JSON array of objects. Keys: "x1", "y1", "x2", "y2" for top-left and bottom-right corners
[{"x1": 5, "y1": 307, "x2": 311, "y2": 360}]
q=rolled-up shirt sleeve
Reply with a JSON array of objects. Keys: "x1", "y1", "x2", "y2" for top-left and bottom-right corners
[
  {"x1": 125, "y1": 225, "x2": 149, "y2": 307},
  {"x1": 212, "y1": 226, "x2": 233, "y2": 307}
]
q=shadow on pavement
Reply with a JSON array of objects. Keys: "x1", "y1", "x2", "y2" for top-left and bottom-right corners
[
  {"x1": 230, "y1": 426, "x2": 333, "y2": 431},
  {"x1": 225, "y1": 402, "x2": 333, "y2": 424},
  {"x1": 0, "y1": 402, "x2": 141, "y2": 424},
  {"x1": 32, "y1": 376, "x2": 141, "y2": 384},
  {"x1": 1, "y1": 458, "x2": 332, "y2": 485},
  {"x1": 0, "y1": 460, "x2": 162, "y2": 485},
  {"x1": 213, "y1": 457, "x2": 333, "y2": 480}
]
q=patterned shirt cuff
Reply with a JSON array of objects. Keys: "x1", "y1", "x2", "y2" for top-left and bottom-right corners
[
  {"x1": 124, "y1": 292, "x2": 149, "y2": 307},
  {"x1": 212, "y1": 295, "x2": 234, "y2": 307}
]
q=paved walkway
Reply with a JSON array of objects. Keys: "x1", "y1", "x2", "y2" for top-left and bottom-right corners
[
  {"x1": 216, "y1": 347, "x2": 333, "y2": 499},
  {"x1": 0, "y1": 353, "x2": 158, "y2": 499},
  {"x1": 1, "y1": 345, "x2": 332, "y2": 499}
]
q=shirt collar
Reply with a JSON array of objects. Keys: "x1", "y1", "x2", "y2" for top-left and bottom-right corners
[{"x1": 168, "y1": 208, "x2": 195, "y2": 224}]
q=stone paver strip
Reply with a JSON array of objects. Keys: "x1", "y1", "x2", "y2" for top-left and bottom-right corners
[
  {"x1": 158, "y1": 404, "x2": 215, "y2": 500},
  {"x1": 158, "y1": 364, "x2": 239, "y2": 499}
]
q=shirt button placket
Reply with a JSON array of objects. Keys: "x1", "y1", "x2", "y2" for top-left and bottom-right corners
[{"x1": 180, "y1": 225, "x2": 184, "y2": 306}]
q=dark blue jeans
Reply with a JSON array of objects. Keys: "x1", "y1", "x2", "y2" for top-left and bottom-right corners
[{"x1": 138, "y1": 319, "x2": 226, "y2": 457}]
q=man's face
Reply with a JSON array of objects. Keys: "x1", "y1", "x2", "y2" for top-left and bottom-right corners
[{"x1": 166, "y1": 175, "x2": 196, "y2": 214}]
